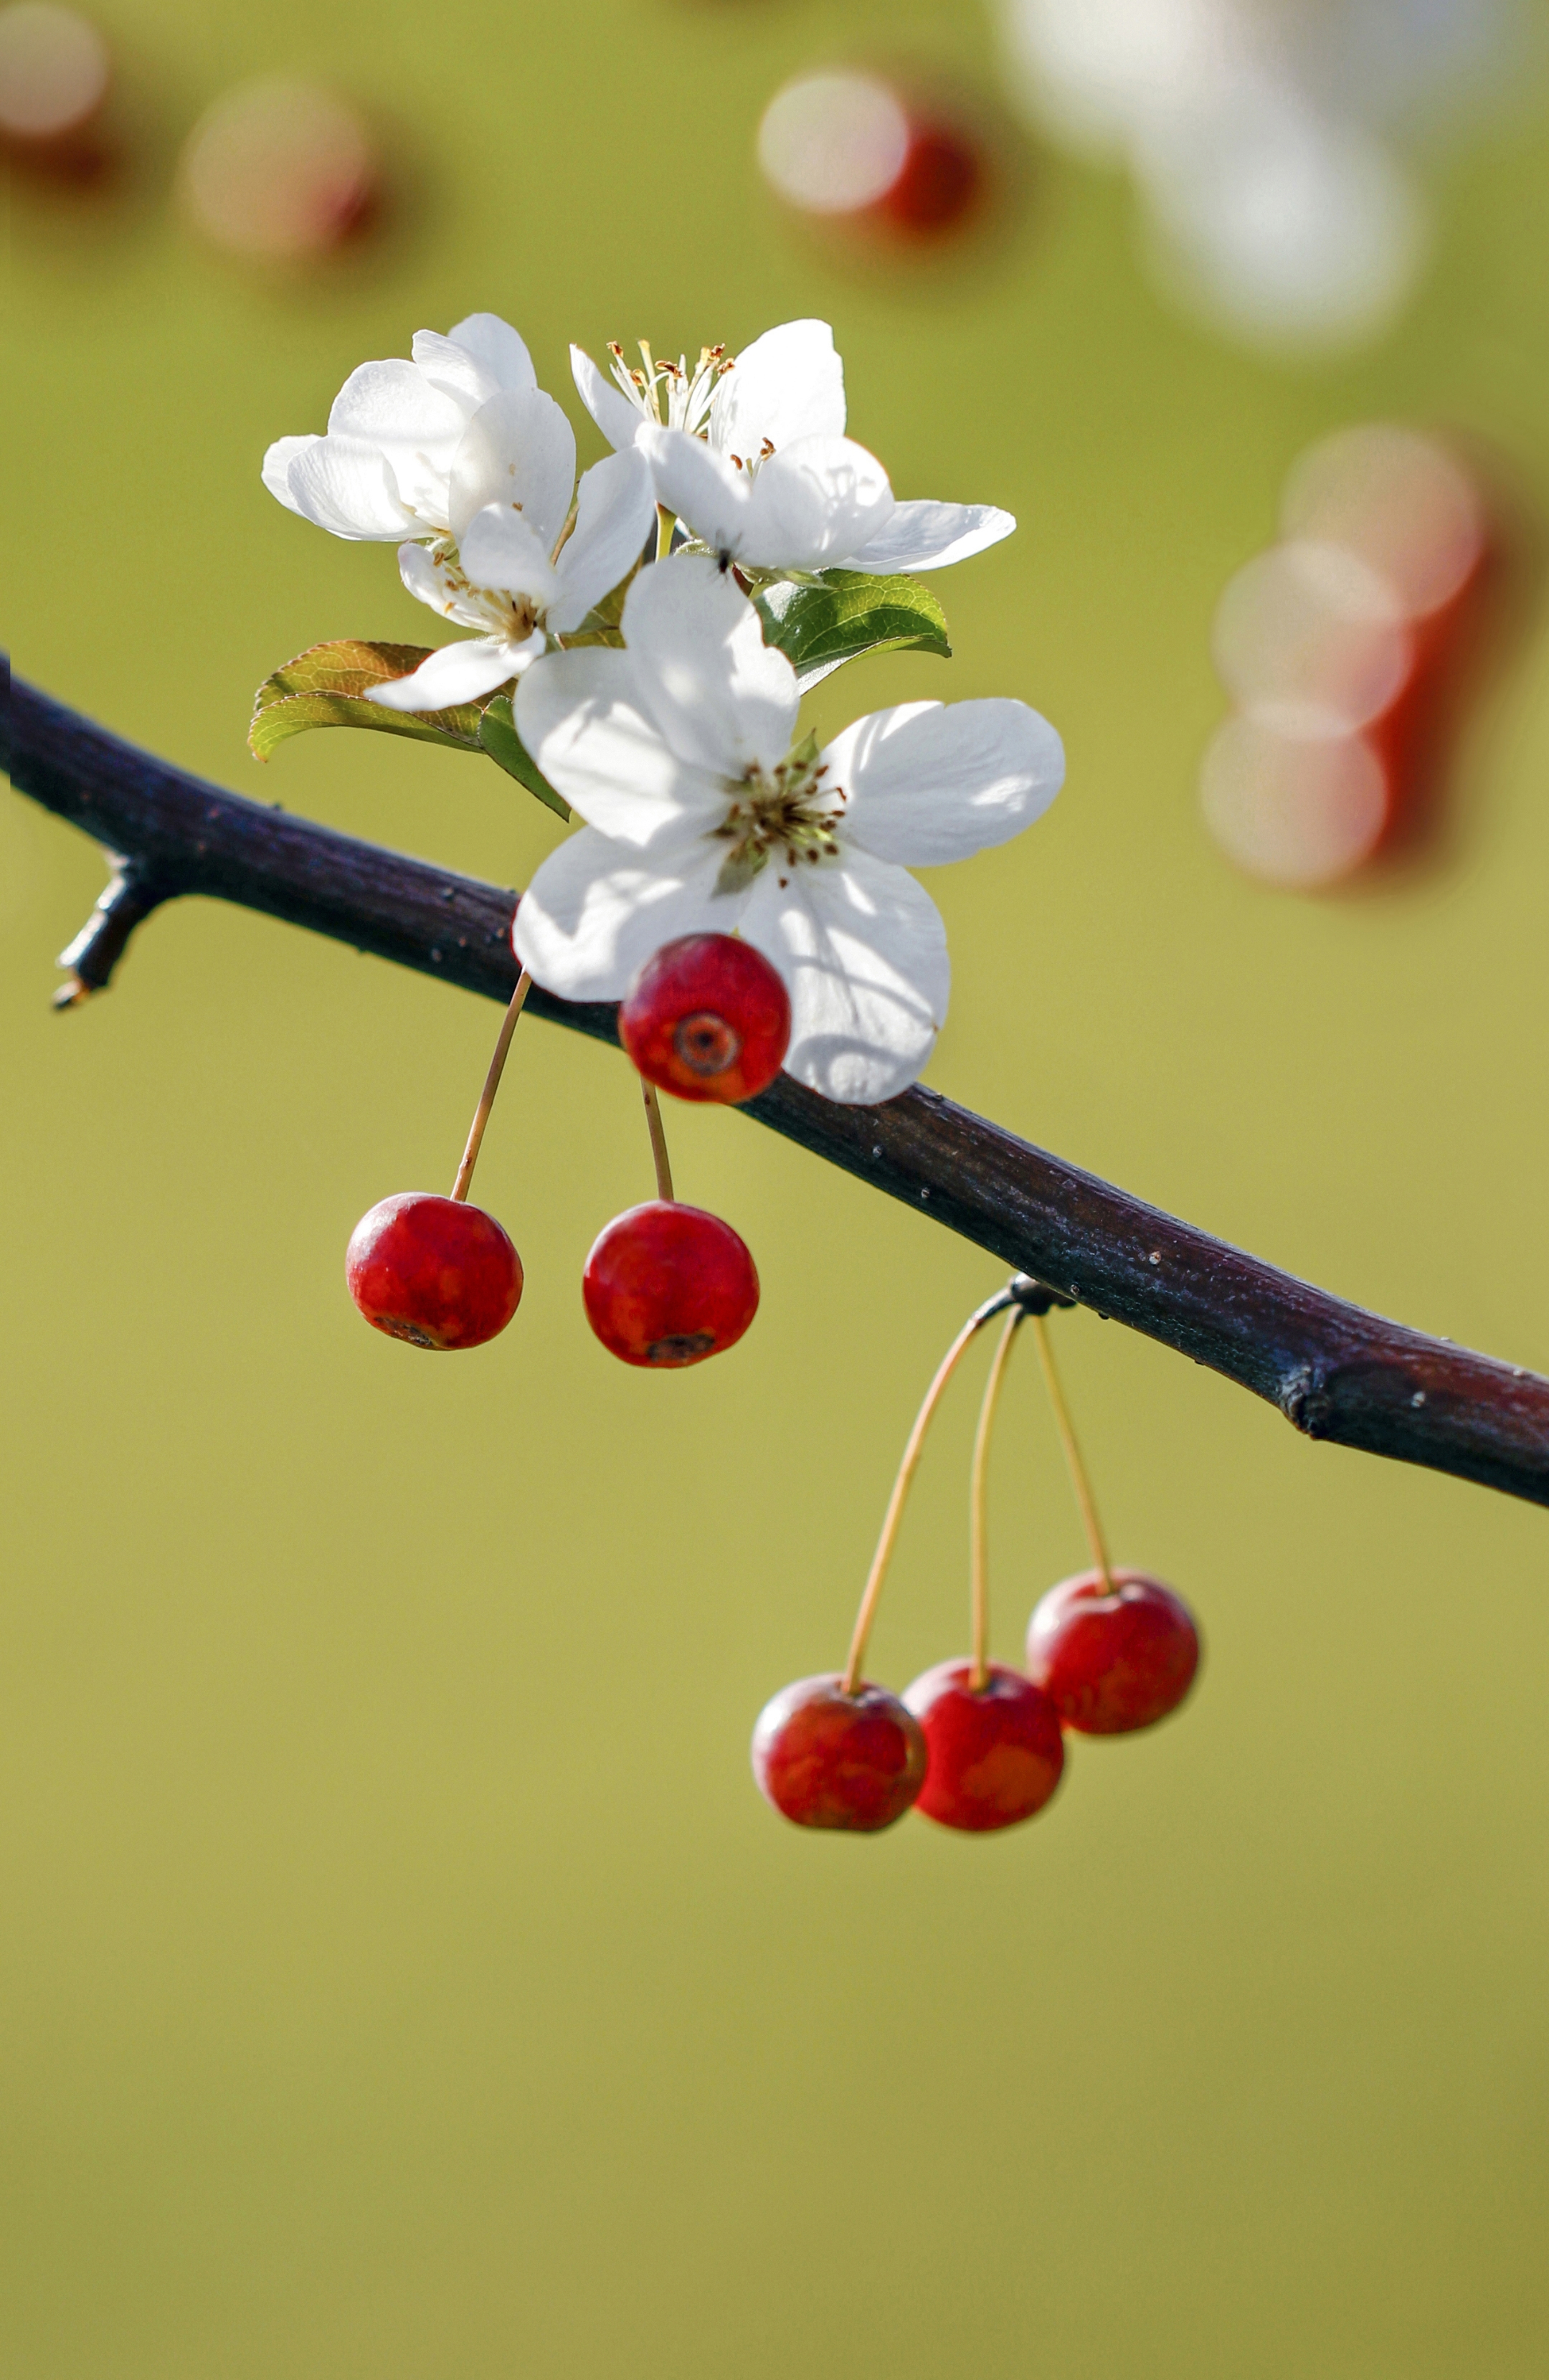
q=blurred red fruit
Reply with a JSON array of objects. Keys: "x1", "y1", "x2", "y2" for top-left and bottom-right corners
[
  {"x1": 181, "y1": 77, "x2": 378, "y2": 260},
  {"x1": 1205, "y1": 425, "x2": 1494, "y2": 885},
  {"x1": 876, "y1": 120, "x2": 982, "y2": 236},
  {"x1": 757, "y1": 67, "x2": 990, "y2": 245},
  {"x1": 0, "y1": 2, "x2": 110, "y2": 177}
]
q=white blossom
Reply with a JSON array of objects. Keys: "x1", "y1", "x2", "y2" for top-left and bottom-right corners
[
  {"x1": 571, "y1": 318, "x2": 1015, "y2": 578},
  {"x1": 511, "y1": 556, "x2": 1063, "y2": 1104},
  {"x1": 262, "y1": 313, "x2": 546, "y2": 541},
  {"x1": 366, "y1": 442, "x2": 655, "y2": 712}
]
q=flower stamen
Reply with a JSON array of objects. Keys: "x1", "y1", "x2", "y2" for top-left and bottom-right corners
[
  {"x1": 604, "y1": 337, "x2": 736, "y2": 438},
  {"x1": 712, "y1": 746, "x2": 843, "y2": 896}
]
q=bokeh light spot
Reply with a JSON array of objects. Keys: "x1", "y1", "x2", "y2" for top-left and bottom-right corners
[
  {"x1": 180, "y1": 78, "x2": 378, "y2": 261},
  {"x1": 757, "y1": 71, "x2": 910, "y2": 215},
  {"x1": 0, "y1": 2, "x2": 108, "y2": 143},
  {"x1": 1212, "y1": 538, "x2": 1412, "y2": 739},
  {"x1": 1200, "y1": 716, "x2": 1390, "y2": 889},
  {"x1": 1281, "y1": 424, "x2": 1485, "y2": 621}
]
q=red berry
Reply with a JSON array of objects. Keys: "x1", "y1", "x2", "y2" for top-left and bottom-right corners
[
  {"x1": 875, "y1": 120, "x2": 983, "y2": 237},
  {"x1": 618, "y1": 934, "x2": 791, "y2": 1105},
  {"x1": 752, "y1": 1674, "x2": 927, "y2": 1832},
  {"x1": 582, "y1": 1200, "x2": 759, "y2": 1367},
  {"x1": 1025, "y1": 1570, "x2": 1200, "y2": 1735},
  {"x1": 902, "y1": 1661, "x2": 1064, "y2": 1833},
  {"x1": 346, "y1": 1192, "x2": 522, "y2": 1350}
]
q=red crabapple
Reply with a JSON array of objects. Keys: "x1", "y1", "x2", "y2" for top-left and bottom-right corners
[
  {"x1": 876, "y1": 120, "x2": 983, "y2": 237},
  {"x1": 902, "y1": 1661, "x2": 1064, "y2": 1833},
  {"x1": 346, "y1": 1192, "x2": 521, "y2": 1350},
  {"x1": 752, "y1": 1675, "x2": 927, "y2": 1832},
  {"x1": 619, "y1": 934, "x2": 791, "y2": 1105},
  {"x1": 582, "y1": 1200, "x2": 759, "y2": 1367},
  {"x1": 1025, "y1": 1570, "x2": 1200, "y2": 1735}
]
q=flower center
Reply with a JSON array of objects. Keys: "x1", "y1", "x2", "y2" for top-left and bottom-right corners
[
  {"x1": 714, "y1": 741, "x2": 845, "y2": 896},
  {"x1": 607, "y1": 338, "x2": 734, "y2": 437},
  {"x1": 432, "y1": 543, "x2": 541, "y2": 643}
]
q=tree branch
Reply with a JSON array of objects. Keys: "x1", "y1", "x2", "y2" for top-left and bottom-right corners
[{"x1": 6, "y1": 669, "x2": 1548, "y2": 1508}]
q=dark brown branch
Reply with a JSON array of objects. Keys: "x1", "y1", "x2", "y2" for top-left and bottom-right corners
[{"x1": 6, "y1": 669, "x2": 1548, "y2": 1508}]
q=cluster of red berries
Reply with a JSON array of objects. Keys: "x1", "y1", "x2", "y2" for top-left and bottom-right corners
[
  {"x1": 343, "y1": 937, "x2": 1200, "y2": 1846},
  {"x1": 752, "y1": 1281, "x2": 1202, "y2": 1836},
  {"x1": 345, "y1": 931, "x2": 791, "y2": 1365},
  {"x1": 754, "y1": 1570, "x2": 1200, "y2": 1835}
]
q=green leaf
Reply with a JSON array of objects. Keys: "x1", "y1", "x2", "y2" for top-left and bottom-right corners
[
  {"x1": 754, "y1": 572, "x2": 951, "y2": 691},
  {"x1": 248, "y1": 641, "x2": 488, "y2": 762},
  {"x1": 477, "y1": 696, "x2": 569, "y2": 821}
]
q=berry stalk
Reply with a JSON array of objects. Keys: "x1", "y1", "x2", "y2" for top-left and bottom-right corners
[
  {"x1": 968, "y1": 1307, "x2": 1025, "y2": 1691},
  {"x1": 1030, "y1": 1312, "x2": 1113, "y2": 1590},
  {"x1": 641, "y1": 1078, "x2": 676, "y2": 1203},
  {"x1": 451, "y1": 967, "x2": 533, "y2": 1203},
  {"x1": 840, "y1": 1286, "x2": 1015, "y2": 1697}
]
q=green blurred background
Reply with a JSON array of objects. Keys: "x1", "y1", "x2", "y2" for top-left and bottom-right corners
[{"x1": 5, "y1": 3, "x2": 1549, "y2": 2374}]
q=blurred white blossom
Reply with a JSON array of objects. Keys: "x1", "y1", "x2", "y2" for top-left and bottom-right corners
[{"x1": 998, "y1": 0, "x2": 1531, "y2": 349}]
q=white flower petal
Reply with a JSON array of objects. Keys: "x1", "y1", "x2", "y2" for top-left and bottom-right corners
[
  {"x1": 321, "y1": 359, "x2": 470, "y2": 526},
  {"x1": 515, "y1": 648, "x2": 729, "y2": 845},
  {"x1": 409, "y1": 330, "x2": 501, "y2": 415},
  {"x1": 843, "y1": 500, "x2": 1017, "y2": 574},
  {"x1": 711, "y1": 319, "x2": 847, "y2": 455},
  {"x1": 326, "y1": 357, "x2": 468, "y2": 452},
  {"x1": 283, "y1": 436, "x2": 417, "y2": 540},
  {"x1": 620, "y1": 554, "x2": 799, "y2": 775},
  {"x1": 412, "y1": 314, "x2": 535, "y2": 409},
  {"x1": 398, "y1": 540, "x2": 489, "y2": 632},
  {"x1": 639, "y1": 427, "x2": 750, "y2": 556},
  {"x1": 447, "y1": 387, "x2": 577, "y2": 548},
  {"x1": 736, "y1": 437, "x2": 895, "y2": 572},
  {"x1": 548, "y1": 448, "x2": 655, "y2": 633},
  {"x1": 826, "y1": 699, "x2": 1066, "y2": 865},
  {"x1": 740, "y1": 848, "x2": 948, "y2": 1104},
  {"x1": 365, "y1": 637, "x2": 521, "y2": 712},
  {"x1": 460, "y1": 505, "x2": 562, "y2": 609},
  {"x1": 261, "y1": 435, "x2": 319, "y2": 516},
  {"x1": 571, "y1": 343, "x2": 648, "y2": 452},
  {"x1": 513, "y1": 822, "x2": 738, "y2": 1001}
]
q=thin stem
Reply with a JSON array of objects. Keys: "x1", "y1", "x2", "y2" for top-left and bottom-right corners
[
  {"x1": 550, "y1": 496, "x2": 579, "y2": 565},
  {"x1": 642, "y1": 1078, "x2": 675, "y2": 1203},
  {"x1": 840, "y1": 1289, "x2": 1015, "y2": 1696},
  {"x1": 1031, "y1": 1314, "x2": 1113, "y2": 1588},
  {"x1": 969, "y1": 1308, "x2": 1025, "y2": 1690},
  {"x1": 450, "y1": 969, "x2": 531, "y2": 1203}
]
